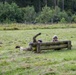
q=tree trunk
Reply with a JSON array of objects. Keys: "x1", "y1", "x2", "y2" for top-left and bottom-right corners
[
  {"x1": 39, "y1": 0, "x2": 41, "y2": 11},
  {"x1": 62, "y1": 0, "x2": 64, "y2": 11},
  {"x1": 54, "y1": 0, "x2": 56, "y2": 8},
  {"x1": 54, "y1": 0, "x2": 59, "y2": 9},
  {"x1": 44, "y1": 0, "x2": 47, "y2": 6}
]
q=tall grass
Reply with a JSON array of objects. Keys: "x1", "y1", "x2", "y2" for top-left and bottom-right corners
[{"x1": 0, "y1": 23, "x2": 76, "y2": 30}]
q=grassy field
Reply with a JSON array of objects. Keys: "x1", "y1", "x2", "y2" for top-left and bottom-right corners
[{"x1": 0, "y1": 24, "x2": 76, "y2": 75}]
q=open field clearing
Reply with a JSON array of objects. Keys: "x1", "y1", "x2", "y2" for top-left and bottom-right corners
[{"x1": 0, "y1": 25, "x2": 76, "y2": 75}]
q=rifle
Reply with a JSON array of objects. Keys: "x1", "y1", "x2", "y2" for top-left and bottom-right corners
[{"x1": 33, "y1": 33, "x2": 41, "y2": 42}]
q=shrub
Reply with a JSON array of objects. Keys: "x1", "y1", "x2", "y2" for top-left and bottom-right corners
[
  {"x1": 72, "y1": 14, "x2": 76, "y2": 23},
  {"x1": 36, "y1": 6, "x2": 54, "y2": 23},
  {"x1": 0, "y1": 2, "x2": 24, "y2": 23},
  {"x1": 58, "y1": 11, "x2": 69, "y2": 22},
  {"x1": 22, "y1": 6, "x2": 36, "y2": 23},
  {"x1": 60, "y1": 18, "x2": 67, "y2": 23}
]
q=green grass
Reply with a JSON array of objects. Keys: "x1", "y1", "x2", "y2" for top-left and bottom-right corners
[{"x1": 0, "y1": 24, "x2": 76, "y2": 75}]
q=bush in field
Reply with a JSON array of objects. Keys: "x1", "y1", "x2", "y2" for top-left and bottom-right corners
[
  {"x1": 72, "y1": 14, "x2": 76, "y2": 23},
  {"x1": 22, "y1": 6, "x2": 36, "y2": 23},
  {"x1": 52, "y1": 8, "x2": 69, "y2": 23},
  {"x1": 51, "y1": 6, "x2": 60, "y2": 23},
  {"x1": 60, "y1": 18, "x2": 67, "y2": 23},
  {"x1": 36, "y1": 6, "x2": 54, "y2": 23},
  {"x1": 0, "y1": 2, "x2": 24, "y2": 23},
  {"x1": 58, "y1": 11, "x2": 69, "y2": 22},
  {"x1": 36, "y1": 6, "x2": 68, "y2": 23}
]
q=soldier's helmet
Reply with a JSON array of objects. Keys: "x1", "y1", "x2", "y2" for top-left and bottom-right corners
[{"x1": 53, "y1": 35, "x2": 58, "y2": 39}]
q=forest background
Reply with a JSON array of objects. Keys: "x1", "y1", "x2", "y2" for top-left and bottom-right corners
[{"x1": 0, "y1": 0, "x2": 76, "y2": 24}]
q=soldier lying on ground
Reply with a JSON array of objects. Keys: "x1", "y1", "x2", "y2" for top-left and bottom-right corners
[{"x1": 15, "y1": 33, "x2": 42, "y2": 51}]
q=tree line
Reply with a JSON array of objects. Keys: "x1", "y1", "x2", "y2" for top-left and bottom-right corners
[{"x1": 0, "y1": 0, "x2": 76, "y2": 23}]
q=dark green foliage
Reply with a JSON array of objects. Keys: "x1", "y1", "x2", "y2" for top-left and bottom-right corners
[
  {"x1": 0, "y1": 0, "x2": 76, "y2": 23},
  {"x1": 36, "y1": 6, "x2": 53, "y2": 23},
  {"x1": 22, "y1": 6, "x2": 36, "y2": 23},
  {"x1": 58, "y1": 11, "x2": 69, "y2": 23},
  {"x1": 0, "y1": 2, "x2": 24, "y2": 23},
  {"x1": 36, "y1": 6, "x2": 69, "y2": 23},
  {"x1": 72, "y1": 14, "x2": 76, "y2": 23}
]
